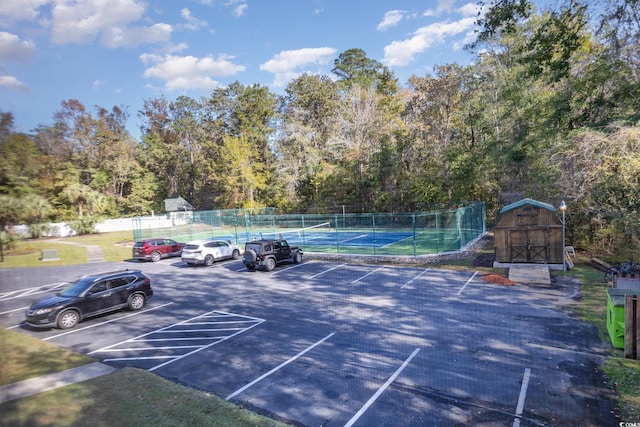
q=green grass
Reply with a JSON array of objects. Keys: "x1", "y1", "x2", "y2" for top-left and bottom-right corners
[
  {"x1": 562, "y1": 257, "x2": 640, "y2": 422},
  {"x1": 0, "y1": 231, "x2": 134, "y2": 268},
  {"x1": 0, "y1": 328, "x2": 289, "y2": 427},
  {"x1": 0, "y1": 328, "x2": 94, "y2": 385}
]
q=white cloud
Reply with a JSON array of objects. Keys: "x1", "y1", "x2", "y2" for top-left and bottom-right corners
[
  {"x1": 260, "y1": 47, "x2": 337, "y2": 87},
  {"x1": 141, "y1": 53, "x2": 245, "y2": 91},
  {"x1": 382, "y1": 17, "x2": 476, "y2": 66},
  {"x1": 377, "y1": 10, "x2": 405, "y2": 31},
  {"x1": 0, "y1": 0, "x2": 49, "y2": 25},
  {"x1": 0, "y1": 32, "x2": 37, "y2": 62},
  {"x1": 0, "y1": 74, "x2": 29, "y2": 91},
  {"x1": 93, "y1": 79, "x2": 107, "y2": 90},
  {"x1": 459, "y1": 2, "x2": 483, "y2": 17},
  {"x1": 226, "y1": 0, "x2": 248, "y2": 17},
  {"x1": 50, "y1": 0, "x2": 144, "y2": 44},
  {"x1": 437, "y1": 0, "x2": 457, "y2": 13},
  {"x1": 101, "y1": 23, "x2": 173, "y2": 48},
  {"x1": 49, "y1": 0, "x2": 172, "y2": 48},
  {"x1": 423, "y1": 0, "x2": 470, "y2": 18},
  {"x1": 260, "y1": 47, "x2": 336, "y2": 73},
  {"x1": 181, "y1": 8, "x2": 208, "y2": 31}
]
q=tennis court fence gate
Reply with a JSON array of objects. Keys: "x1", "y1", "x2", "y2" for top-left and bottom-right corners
[{"x1": 132, "y1": 202, "x2": 486, "y2": 257}]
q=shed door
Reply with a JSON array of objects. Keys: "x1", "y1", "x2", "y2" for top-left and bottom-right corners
[{"x1": 509, "y1": 229, "x2": 548, "y2": 263}]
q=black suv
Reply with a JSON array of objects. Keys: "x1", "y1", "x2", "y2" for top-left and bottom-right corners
[
  {"x1": 25, "y1": 270, "x2": 153, "y2": 329},
  {"x1": 243, "y1": 239, "x2": 303, "y2": 271}
]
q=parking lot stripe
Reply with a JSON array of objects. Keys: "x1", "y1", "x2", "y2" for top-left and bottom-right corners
[
  {"x1": 225, "y1": 332, "x2": 335, "y2": 401},
  {"x1": 456, "y1": 271, "x2": 479, "y2": 295},
  {"x1": 513, "y1": 368, "x2": 531, "y2": 427},
  {"x1": 351, "y1": 267, "x2": 385, "y2": 284},
  {"x1": 1, "y1": 306, "x2": 30, "y2": 316},
  {"x1": 309, "y1": 263, "x2": 348, "y2": 279},
  {"x1": 87, "y1": 310, "x2": 264, "y2": 371},
  {"x1": 0, "y1": 282, "x2": 67, "y2": 302},
  {"x1": 43, "y1": 302, "x2": 174, "y2": 341},
  {"x1": 271, "y1": 263, "x2": 307, "y2": 274},
  {"x1": 400, "y1": 268, "x2": 430, "y2": 289},
  {"x1": 344, "y1": 348, "x2": 421, "y2": 427}
]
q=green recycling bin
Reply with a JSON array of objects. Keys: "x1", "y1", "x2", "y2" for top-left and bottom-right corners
[{"x1": 607, "y1": 288, "x2": 630, "y2": 349}]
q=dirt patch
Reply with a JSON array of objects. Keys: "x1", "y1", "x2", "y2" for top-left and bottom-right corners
[{"x1": 482, "y1": 273, "x2": 517, "y2": 286}]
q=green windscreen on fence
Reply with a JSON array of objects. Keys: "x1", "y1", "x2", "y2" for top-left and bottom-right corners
[{"x1": 132, "y1": 202, "x2": 486, "y2": 256}]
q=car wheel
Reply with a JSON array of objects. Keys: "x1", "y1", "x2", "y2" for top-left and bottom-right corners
[
  {"x1": 151, "y1": 251, "x2": 162, "y2": 262},
  {"x1": 205, "y1": 254, "x2": 215, "y2": 266},
  {"x1": 293, "y1": 252, "x2": 302, "y2": 263},
  {"x1": 232, "y1": 249, "x2": 240, "y2": 259},
  {"x1": 128, "y1": 294, "x2": 146, "y2": 311},
  {"x1": 57, "y1": 310, "x2": 80, "y2": 329},
  {"x1": 244, "y1": 249, "x2": 257, "y2": 263},
  {"x1": 265, "y1": 257, "x2": 276, "y2": 271}
]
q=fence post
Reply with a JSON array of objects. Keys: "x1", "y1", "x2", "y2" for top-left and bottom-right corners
[
  {"x1": 412, "y1": 214, "x2": 416, "y2": 257},
  {"x1": 625, "y1": 294, "x2": 639, "y2": 359}
]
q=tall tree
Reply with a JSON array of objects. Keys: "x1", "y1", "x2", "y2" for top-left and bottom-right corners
[
  {"x1": 138, "y1": 97, "x2": 190, "y2": 207},
  {"x1": 332, "y1": 48, "x2": 398, "y2": 96},
  {"x1": 277, "y1": 74, "x2": 340, "y2": 210},
  {"x1": 202, "y1": 82, "x2": 278, "y2": 209}
]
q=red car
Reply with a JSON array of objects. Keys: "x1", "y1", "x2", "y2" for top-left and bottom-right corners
[{"x1": 133, "y1": 238, "x2": 185, "y2": 262}]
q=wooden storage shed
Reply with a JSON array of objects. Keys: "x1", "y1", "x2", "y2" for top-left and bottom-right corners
[{"x1": 492, "y1": 198, "x2": 564, "y2": 269}]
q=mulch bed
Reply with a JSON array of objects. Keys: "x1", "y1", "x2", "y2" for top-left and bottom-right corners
[{"x1": 482, "y1": 273, "x2": 517, "y2": 286}]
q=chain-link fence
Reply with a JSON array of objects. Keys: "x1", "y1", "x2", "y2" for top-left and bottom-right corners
[{"x1": 132, "y1": 202, "x2": 486, "y2": 256}]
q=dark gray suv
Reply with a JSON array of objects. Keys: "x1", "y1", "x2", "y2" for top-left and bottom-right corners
[
  {"x1": 25, "y1": 270, "x2": 153, "y2": 329},
  {"x1": 243, "y1": 239, "x2": 303, "y2": 271}
]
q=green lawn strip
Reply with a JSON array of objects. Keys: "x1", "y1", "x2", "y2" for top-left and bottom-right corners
[
  {"x1": 0, "y1": 328, "x2": 289, "y2": 426},
  {"x1": 566, "y1": 261, "x2": 640, "y2": 421},
  {"x1": 603, "y1": 357, "x2": 640, "y2": 422},
  {"x1": 62, "y1": 230, "x2": 134, "y2": 262},
  {"x1": 0, "y1": 367, "x2": 290, "y2": 427},
  {"x1": 0, "y1": 231, "x2": 135, "y2": 268},
  {"x1": 0, "y1": 328, "x2": 94, "y2": 385},
  {"x1": 0, "y1": 241, "x2": 87, "y2": 268}
]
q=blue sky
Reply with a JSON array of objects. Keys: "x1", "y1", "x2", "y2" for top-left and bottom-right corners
[{"x1": 1, "y1": 0, "x2": 487, "y2": 137}]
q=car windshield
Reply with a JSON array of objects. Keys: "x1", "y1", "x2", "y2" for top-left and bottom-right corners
[
  {"x1": 59, "y1": 278, "x2": 94, "y2": 297},
  {"x1": 134, "y1": 242, "x2": 146, "y2": 248},
  {"x1": 184, "y1": 244, "x2": 201, "y2": 250}
]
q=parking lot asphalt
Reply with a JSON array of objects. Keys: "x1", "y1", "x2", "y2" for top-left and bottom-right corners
[{"x1": 0, "y1": 258, "x2": 619, "y2": 426}]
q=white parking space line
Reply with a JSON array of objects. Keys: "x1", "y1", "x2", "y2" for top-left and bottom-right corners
[
  {"x1": 351, "y1": 267, "x2": 385, "y2": 284},
  {"x1": 0, "y1": 282, "x2": 67, "y2": 302},
  {"x1": 513, "y1": 368, "x2": 532, "y2": 427},
  {"x1": 400, "y1": 269, "x2": 430, "y2": 289},
  {"x1": 456, "y1": 271, "x2": 479, "y2": 295},
  {"x1": 344, "y1": 348, "x2": 421, "y2": 427},
  {"x1": 308, "y1": 263, "x2": 348, "y2": 279},
  {"x1": 1, "y1": 306, "x2": 30, "y2": 316},
  {"x1": 271, "y1": 262, "x2": 307, "y2": 274},
  {"x1": 89, "y1": 310, "x2": 265, "y2": 372},
  {"x1": 226, "y1": 332, "x2": 335, "y2": 401},
  {"x1": 43, "y1": 302, "x2": 174, "y2": 341}
]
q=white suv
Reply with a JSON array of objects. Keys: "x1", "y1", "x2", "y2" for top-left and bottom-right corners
[{"x1": 181, "y1": 239, "x2": 241, "y2": 266}]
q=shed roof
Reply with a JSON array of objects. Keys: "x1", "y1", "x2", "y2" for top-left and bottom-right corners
[
  {"x1": 164, "y1": 196, "x2": 194, "y2": 212},
  {"x1": 499, "y1": 198, "x2": 557, "y2": 214},
  {"x1": 492, "y1": 198, "x2": 560, "y2": 228}
]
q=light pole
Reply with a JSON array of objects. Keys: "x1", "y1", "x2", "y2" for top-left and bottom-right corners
[{"x1": 559, "y1": 200, "x2": 567, "y2": 272}]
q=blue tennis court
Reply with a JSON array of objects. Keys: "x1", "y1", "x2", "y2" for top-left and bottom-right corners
[{"x1": 133, "y1": 202, "x2": 486, "y2": 256}]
